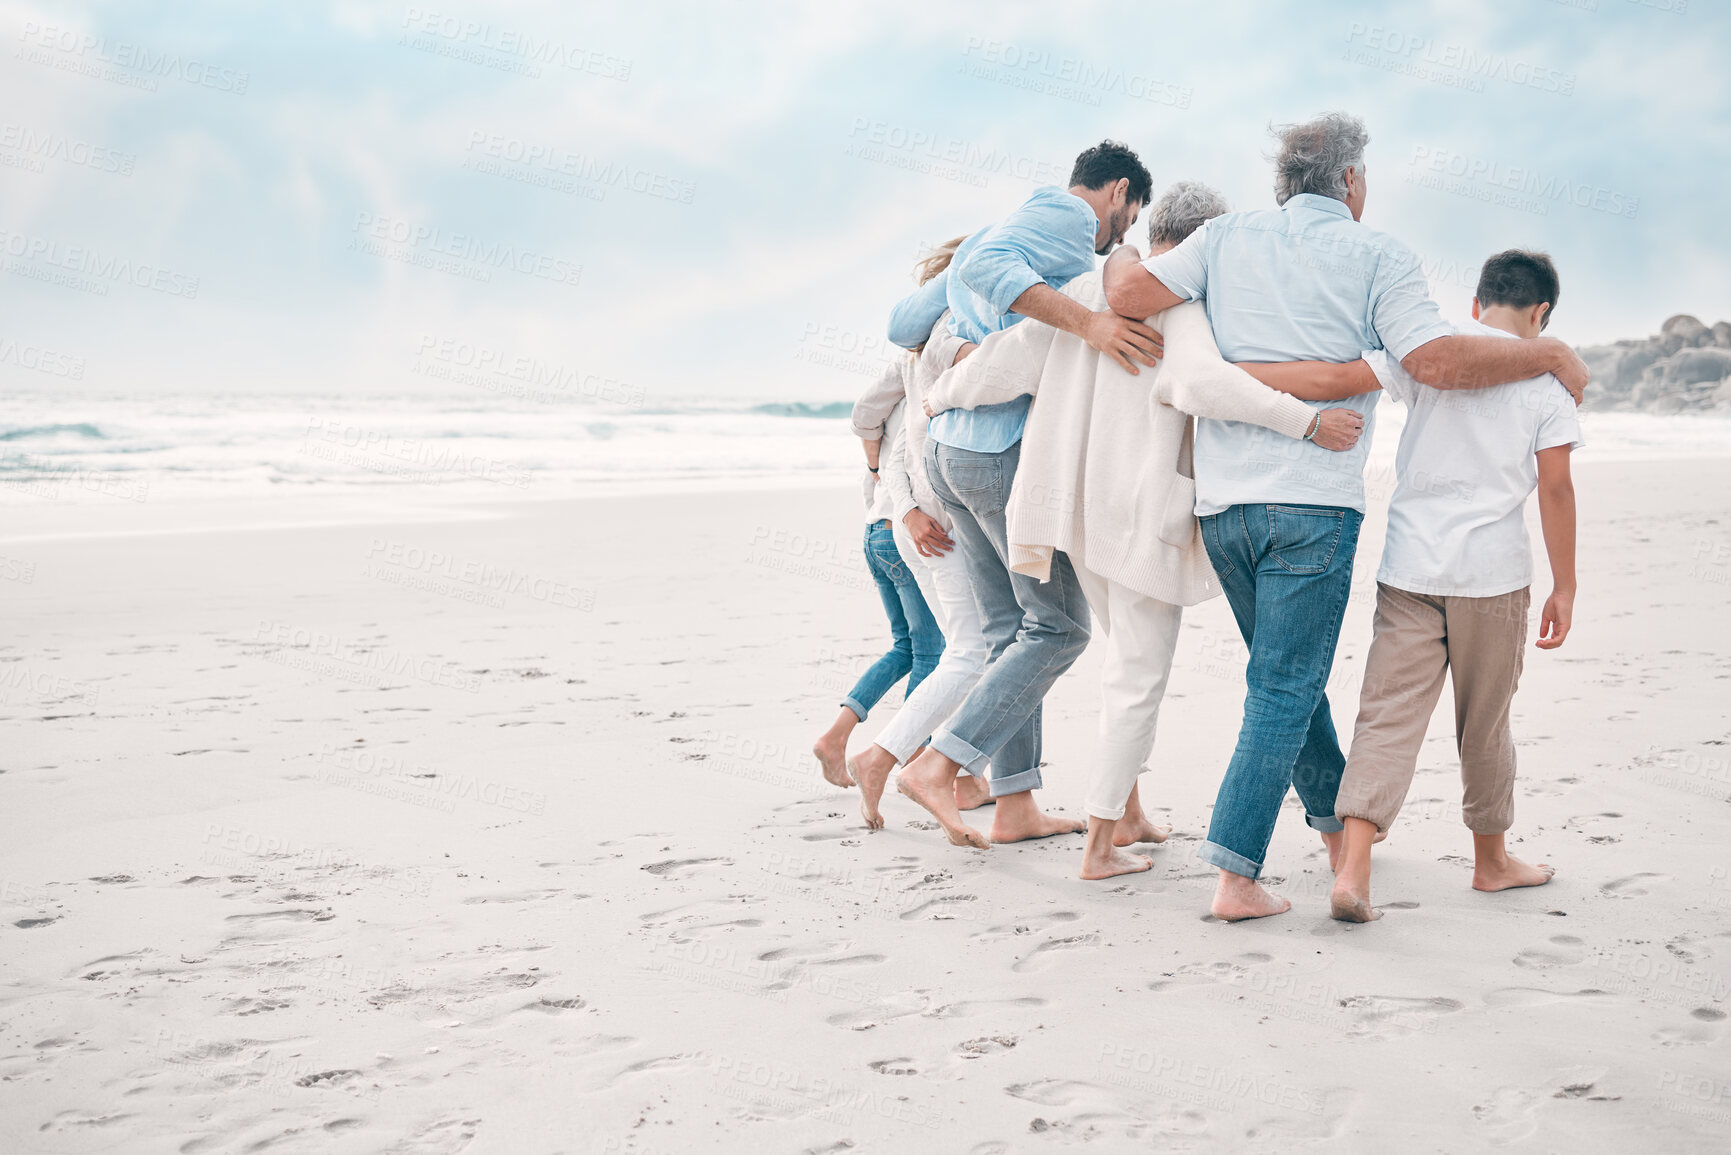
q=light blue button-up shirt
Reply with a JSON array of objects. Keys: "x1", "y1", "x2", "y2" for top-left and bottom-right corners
[
  {"x1": 891, "y1": 187, "x2": 1098, "y2": 454},
  {"x1": 1144, "y1": 192, "x2": 1453, "y2": 515}
]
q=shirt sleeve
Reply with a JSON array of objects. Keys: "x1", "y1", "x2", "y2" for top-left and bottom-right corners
[
  {"x1": 1533, "y1": 377, "x2": 1586, "y2": 451},
  {"x1": 1368, "y1": 245, "x2": 1455, "y2": 362},
  {"x1": 879, "y1": 399, "x2": 918, "y2": 522},
  {"x1": 1141, "y1": 221, "x2": 1210, "y2": 302},
  {"x1": 1362, "y1": 348, "x2": 1419, "y2": 406},
  {"x1": 850, "y1": 360, "x2": 907, "y2": 439},
  {"x1": 887, "y1": 271, "x2": 951, "y2": 349},
  {"x1": 954, "y1": 195, "x2": 1095, "y2": 316}
]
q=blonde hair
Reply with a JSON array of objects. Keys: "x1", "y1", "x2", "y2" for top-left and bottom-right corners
[
  {"x1": 909, "y1": 234, "x2": 968, "y2": 354},
  {"x1": 915, "y1": 235, "x2": 968, "y2": 285}
]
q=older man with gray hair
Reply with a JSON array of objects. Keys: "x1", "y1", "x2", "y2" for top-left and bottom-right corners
[
  {"x1": 1104, "y1": 112, "x2": 1590, "y2": 921},
  {"x1": 920, "y1": 180, "x2": 1372, "y2": 880}
]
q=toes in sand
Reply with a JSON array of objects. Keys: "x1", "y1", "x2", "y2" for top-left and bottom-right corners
[
  {"x1": 1080, "y1": 847, "x2": 1152, "y2": 881},
  {"x1": 1473, "y1": 856, "x2": 1556, "y2": 892},
  {"x1": 896, "y1": 767, "x2": 989, "y2": 849}
]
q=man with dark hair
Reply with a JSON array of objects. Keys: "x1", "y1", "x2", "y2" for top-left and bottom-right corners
[{"x1": 867, "y1": 141, "x2": 1165, "y2": 847}]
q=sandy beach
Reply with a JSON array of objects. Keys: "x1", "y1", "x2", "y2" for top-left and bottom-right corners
[{"x1": 1, "y1": 456, "x2": 1727, "y2": 1153}]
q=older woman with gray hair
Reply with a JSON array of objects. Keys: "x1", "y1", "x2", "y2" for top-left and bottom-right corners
[
  {"x1": 1103, "y1": 112, "x2": 1592, "y2": 921},
  {"x1": 921, "y1": 181, "x2": 1371, "y2": 880}
]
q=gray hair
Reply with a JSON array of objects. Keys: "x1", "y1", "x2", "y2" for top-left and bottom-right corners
[
  {"x1": 1271, "y1": 112, "x2": 1368, "y2": 205},
  {"x1": 1147, "y1": 180, "x2": 1230, "y2": 247}
]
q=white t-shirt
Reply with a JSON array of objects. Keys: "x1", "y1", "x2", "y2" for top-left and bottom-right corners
[{"x1": 1365, "y1": 318, "x2": 1584, "y2": 598}]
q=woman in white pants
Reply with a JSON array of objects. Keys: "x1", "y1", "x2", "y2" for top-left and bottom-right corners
[{"x1": 923, "y1": 183, "x2": 1369, "y2": 878}]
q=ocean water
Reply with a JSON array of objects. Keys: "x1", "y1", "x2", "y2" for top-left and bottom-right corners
[
  {"x1": 0, "y1": 393, "x2": 863, "y2": 503},
  {"x1": 2, "y1": 391, "x2": 1729, "y2": 505}
]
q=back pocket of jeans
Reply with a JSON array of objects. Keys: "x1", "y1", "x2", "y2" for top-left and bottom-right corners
[
  {"x1": 1266, "y1": 505, "x2": 1344, "y2": 575},
  {"x1": 1157, "y1": 474, "x2": 1197, "y2": 548},
  {"x1": 946, "y1": 459, "x2": 999, "y2": 496}
]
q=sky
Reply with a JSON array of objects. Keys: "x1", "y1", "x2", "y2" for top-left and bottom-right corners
[{"x1": 2, "y1": 0, "x2": 1726, "y2": 405}]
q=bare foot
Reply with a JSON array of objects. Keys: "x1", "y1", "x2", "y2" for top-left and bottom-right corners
[
  {"x1": 1473, "y1": 855, "x2": 1555, "y2": 892},
  {"x1": 988, "y1": 793, "x2": 1085, "y2": 844},
  {"x1": 954, "y1": 773, "x2": 992, "y2": 811},
  {"x1": 1081, "y1": 846, "x2": 1152, "y2": 880},
  {"x1": 812, "y1": 736, "x2": 853, "y2": 789},
  {"x1": 1320, "y1": 828, "x2": 1344, "y2": 872},
  {"x1": 1111, "y1": 816, "x2": 1171, "y2": 847},
  {"x1": 1328, "y1": 881, "x2": 1382, "y2": 923},
  {"x1": 1210, "y1": 872, "x2": 1291, "y2": 922},
  {"x1": 895, "y1": 754, "x2": 989, "y2": 849},
  {"x1": 851, "y1": 747, "x2": 895, "y2": 831}
]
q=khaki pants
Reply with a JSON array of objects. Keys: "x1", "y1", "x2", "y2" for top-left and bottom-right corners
[{"x1": 1336, "y1": 583, "x2": 1529, "y2": 835}]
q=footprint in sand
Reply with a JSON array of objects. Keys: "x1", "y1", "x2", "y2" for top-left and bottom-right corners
[
  {"x1": 224, "y1": 908, "x2": 335, "y2": 923},
  {"x1": 1146, "y1": 955, "x2": 1262, "y2": 992},
  {"x1": 13, "y1": 915, "x2": 59, "y2": 929},
  {"x1": 1010, "y1": 934, "x2": 1101, "y2": 974},
  {"x1": 925, "y1": 996, "x2": 1044, "y2": 1019},
  {"x1": 826, "y1": 990, "x2": 931, "y2": 1030},
  {"x1": 1653, "y1": 1007, "x2": 1727, "y2": 1046},
  {"x1": 1484, "y1": 987, "x2": 1608, "y2": 1009},
  {"x1": 1340, "y1": 995, "x2": 1464, "y2": 1040},
  {"x1": 899, "y1": 894, "x2": 979, "y2": 921},
  {"x1": 640, "y1": 856, "x2": 733, "y2": 878},
  {"x1": 639, "y1": 895, "x2": 765, "y2": 930},
  {"x1": 973, "y1": 911, "x2": 1080, "y2": 939},
  {"x1": 1472, "y1": 1086, "x2": 1540, "y2": 1143},
  {"x1": 459, "y1": 888, "x2": 564, "y2": 905},
  {"x1": 221, "y1": 996, "x2": 293, "y2": 1016},
  {"x1": 869, "y1": 1056, "x2": 920, "y2": 1076},
  {"x1": 1600, "y1": 873, "x2": 1668, "y2": 897},
  {"x1": 1514, "y1": 935, "x2": 1587, "y2": 968},
  {"x1": 955, "y1": 1035, "x2": 1017, "y2": 1058}
]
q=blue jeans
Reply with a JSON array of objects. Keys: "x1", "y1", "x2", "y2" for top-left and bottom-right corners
[
  {"x1": 1197, "y1": 503, "x2": 1362, "y2": 878},
  {"x1": 841, "y1": 521, "x2": 945, "y2": 722},
  {"x1": 925, "y1": 440, "x2": 1091, "y2": 797}
]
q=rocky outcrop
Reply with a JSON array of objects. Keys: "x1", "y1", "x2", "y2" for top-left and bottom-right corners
[{"x1": 1579, "y1": 314, "x2": 1731, "y2": 412}]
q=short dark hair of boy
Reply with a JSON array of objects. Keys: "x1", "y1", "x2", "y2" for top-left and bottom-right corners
[
  {"x1": 1476, "y1": 249, "x2": 1561, "y2": 331},
  {"x1": 1070, "y1": 141, "x2": 1153, "y2": 208}
]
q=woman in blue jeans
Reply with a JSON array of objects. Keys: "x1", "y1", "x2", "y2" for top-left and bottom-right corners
[{"x1": 811, "y1": 393, "x2": 946, "y2": 787}]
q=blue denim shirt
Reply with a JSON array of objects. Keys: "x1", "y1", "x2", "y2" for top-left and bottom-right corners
[
  {"x1": 1144, "y1": 193, "x2": 1453, "y2": 515},
  {"x1": 896, "y1": 188, "x2": 1097, "y2": 454}
]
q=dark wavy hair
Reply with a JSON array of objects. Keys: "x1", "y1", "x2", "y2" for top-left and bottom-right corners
[{"x1": 1069, "y1": 140, "x2": 1152, "y2": 207}]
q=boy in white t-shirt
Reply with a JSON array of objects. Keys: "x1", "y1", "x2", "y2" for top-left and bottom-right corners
[{"x1": 1328, "y1": 249, "x2": 1583, "y2": 922}]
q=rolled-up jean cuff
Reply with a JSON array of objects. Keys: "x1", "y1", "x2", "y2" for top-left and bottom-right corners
[
  {"x1": 840, "y1": 698, "x2": 867, "y2": 724},
  {"x1": 1306, "y1": 813, "x2": 1344, "y2": 834},
  {"x1": 930, "y1": 730, "x2": 990, "y2": 777},
  {"x1": 1196, "y1": 840, "x2": 1262, "y2": 880},
  {"x1": 986, "y1": 765, "x2": 1041, "y2": 797}
]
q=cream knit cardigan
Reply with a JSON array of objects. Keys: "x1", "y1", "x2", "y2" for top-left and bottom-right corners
[{"x1": 924, "y1": 270, "x2": 1317, "y2": 607}]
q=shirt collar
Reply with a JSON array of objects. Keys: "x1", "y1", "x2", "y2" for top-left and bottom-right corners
[{"x1": 1283, "y1": 193, "x2": 1353, "y2": 219}]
